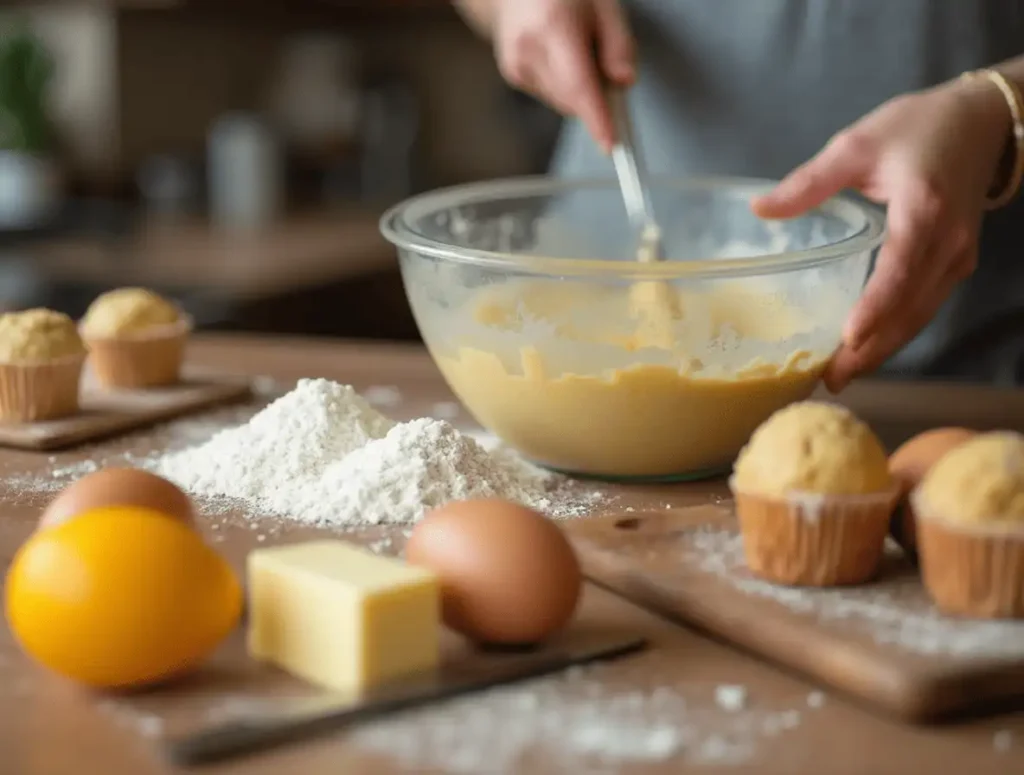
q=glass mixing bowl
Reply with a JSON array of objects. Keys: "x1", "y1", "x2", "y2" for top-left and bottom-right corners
[{"x1": 381, "y1": 176, "x2": 885, "y2": 482}]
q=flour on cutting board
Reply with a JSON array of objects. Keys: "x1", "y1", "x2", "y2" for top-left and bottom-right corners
[
  {"x1": 98, "y1": 659, "x2": 820, "y2": 772},
  {"x1": 688, "y1": 528, "x2": 1024, "y2": 659}
]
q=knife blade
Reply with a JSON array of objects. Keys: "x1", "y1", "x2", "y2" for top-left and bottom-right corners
[{"x1": 165, "y1": 632, "x2": 647, "y2": 766}]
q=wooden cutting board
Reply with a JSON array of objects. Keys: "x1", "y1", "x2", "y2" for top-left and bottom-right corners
[
  {"x1": 0, "y1": 367, "x2": 251, "y2": 451},
  {"x1": 565, "y1": 503, "x2": 1024, "y2": 723}
]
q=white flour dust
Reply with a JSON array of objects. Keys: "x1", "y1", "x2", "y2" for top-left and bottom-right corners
[
  {"x1": 23, "y1": 378, "x2": 285, "y2": 493},
  {"x1": 431, "y1": 400, "x2": 461, "y2": 420},
  {"x1": 1, "y1": 401, "x2": 266, "y2": 501},
  {"x1": 154, "y1": 379, "x2": 596, "y2": 526},
  {"x1": 687, "y1": 528, "x2": 1024, "y2": 659},
  {"x1": 353, "y1": 670, "x2": 810, "y2": 771},
  {"x1": 994, "y1": 730, "x2": 1014, "y2": 753},
  {"x1": 363, "y1": 384, "x2": 403, "y2": 408},
  {"x1": 715, "y1": 685, "x2": 748, "y2": 712},
  {"x1": 100, "y1": 661, "x2": 818, "y2": 773}
]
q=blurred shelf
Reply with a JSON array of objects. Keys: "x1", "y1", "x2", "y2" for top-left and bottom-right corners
[
  {"x1": 8, "y1": 0, "x2": 454, "y2": 14},
  {"x1": 26, "y1": 207, "x2": 398, "y2": 301},
  {"x1": 6, "y1": 0, "x2": 459, "y2": 28}
]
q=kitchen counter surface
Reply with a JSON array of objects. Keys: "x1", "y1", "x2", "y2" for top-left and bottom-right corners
[
  {"x1": 29, "y1": 209, "x2": 395, "y2": 301},
  {"x1": 3, "y1": 334, "x2": 1023, "y2": 775}
]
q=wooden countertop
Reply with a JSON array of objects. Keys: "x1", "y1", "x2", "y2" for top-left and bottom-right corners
[
  {"x1": 29, "y1": 209, "x2": 397, "y2": 300},
  {"x1": 3, "y1": 334, "x2": 1024, "y2": 774}
]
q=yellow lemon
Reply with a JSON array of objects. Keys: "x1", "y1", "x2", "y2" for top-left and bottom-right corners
[{"x1": 5, "y1": 505, "x2": 242, "y2": 689}]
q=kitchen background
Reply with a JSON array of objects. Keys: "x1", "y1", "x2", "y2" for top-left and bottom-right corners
[
  {"x1": 0, "y1": 1, "x2": 561, "y2": 341},
  {"x1": 0, "y1": 2, "x2": 1020, "y2": 385}
]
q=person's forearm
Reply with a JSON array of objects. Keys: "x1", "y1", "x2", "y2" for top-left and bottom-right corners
[
  {"x1": 454, "y1": 0, "x2": 497, "y2": 38},
  {"x1": 945, "y1": 54, "x2": 1024, "y2": 198},
  {"x1": 991, "y1": 53, "x2": 1024, "y2": 89}
]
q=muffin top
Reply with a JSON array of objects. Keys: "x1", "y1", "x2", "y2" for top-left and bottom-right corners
[
  {"x1": 0, "y1": 308, "x2": 86, "y2": 363},
  {"x1": 732, "y1": 401, "x2": 892, "y2": 496},
  {"x1": 915, "y1": 431, "x2": 1024, "y2": 526},
  {"x1": 81, "y1": 288, "x2": 181, "y2": 338}
]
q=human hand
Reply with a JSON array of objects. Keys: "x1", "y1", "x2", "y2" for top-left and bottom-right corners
[
  {"x1": 752, "y1": 78, "x2": 1014, "y2": 392},
  {"x1": 492, "y1": 0, "x2": 635, "y2": 152}
]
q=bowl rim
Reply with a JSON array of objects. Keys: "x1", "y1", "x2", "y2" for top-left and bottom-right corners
[{"x1": 380, "y1": 175, "x2": 886, "y2": 279}]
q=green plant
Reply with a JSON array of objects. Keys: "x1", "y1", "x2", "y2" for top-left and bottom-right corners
[{"x1": 0, "y1": 23, "x2": 54, "y2": 153}]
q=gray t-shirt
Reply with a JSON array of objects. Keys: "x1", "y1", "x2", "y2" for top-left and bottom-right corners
[{"x1": 549, "y1": 0, "x2": 1024, "y2": 381}]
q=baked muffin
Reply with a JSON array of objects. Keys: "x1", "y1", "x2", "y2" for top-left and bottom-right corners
[
  {"x1": 0, "y1": 308, "x2": 86, "y2": 422},
  {"x1": 80, "y1": 288, "x2": 190, "y2": 389},
  {"x1": 913, "y1": 431, "x2": 1024, "y2": 619},
  {"x1": 729, "y1": 401, "x2": 898, "y2": 586}
]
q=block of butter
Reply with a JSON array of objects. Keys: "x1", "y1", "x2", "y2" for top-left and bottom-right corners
[{"x1": 247, "y1": 540, "x2": 441, "y2": 691}]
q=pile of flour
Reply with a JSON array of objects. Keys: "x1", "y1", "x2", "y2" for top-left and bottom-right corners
[{"x1": 155, "y1": 378, "x2": 583, "y2": 526}]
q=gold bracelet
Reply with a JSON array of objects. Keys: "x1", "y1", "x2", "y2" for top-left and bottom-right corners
[{"x1": 960, "y1": 69, "x2": 1024, "y2": 210}]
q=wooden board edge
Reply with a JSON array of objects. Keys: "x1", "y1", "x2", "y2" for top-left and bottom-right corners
[
  {"x1": 909, "y1": 662, "x2": 1024, "y2": 723},
  {"x1": 571, "y1": 538, "x2": 962, "y2": 724},
  {"x1": 576, "y1": 577, "x2": 929, "y2": 723},
  {"x1": 566, "y1": 508, "x2": 1024, "y2": 722},
  {"x1": 6, "y1": 382, "x2": 253, "y2": 452}
]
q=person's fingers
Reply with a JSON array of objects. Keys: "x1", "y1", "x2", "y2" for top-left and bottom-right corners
[
  {"x1": 493, "y1": 1, "x2": 621, "y2": 151},
  {"x1": 824, "y1": 259, "x2": 961, "y2": 392},
  {"x1": 497, "y1": 39, "x2": 593, "y2": 123},
  {"x1": 593, "y1": 0, "x2": 635, "y2": 84},
  {"x1": 531, "y1": 70, "x2": 578, "y2": 116},
  {"x1": 751, "y1": 131, "x2": 871, "y2": 219},
  {"x1": 822, "y1": 341, "x2": 854, "y2": 393},
  {"x1": 550, "y1": 30, "x2": 616, "y2": 152},
  {"x1": 841, "y1": 184, "x2": 944, "y2": 350},
  {"x1": 495, "y1": 23, "x2": 546, "y2": 94}
]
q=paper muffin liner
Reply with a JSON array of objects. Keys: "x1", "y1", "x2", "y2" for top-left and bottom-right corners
[
  {"x1": 729, "y1": 478, "x2": 899, "y2": 587},
  {"x1": 83, "y1": 317, "x2": 192, "y2": 390},
  {"x1": 913, "y1": 493, "x2": 1024, "y2": 619},
  {"x1": 0, "y1": 354, "x2": 85, "y2": 423}
]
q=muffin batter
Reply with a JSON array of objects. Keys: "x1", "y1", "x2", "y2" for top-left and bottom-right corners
[{"x1": 432, "y1": 281, "x2": 834, "y2": 478}]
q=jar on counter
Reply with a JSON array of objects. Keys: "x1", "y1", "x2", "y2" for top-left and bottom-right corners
[
  {"x1": 207, "y1": 113, "x2": 282, "y2": 232},
  {"x1": 267, "y1": 33, "x2": 361, "y2": 163}
]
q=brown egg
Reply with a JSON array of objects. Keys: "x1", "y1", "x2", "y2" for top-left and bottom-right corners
[
  {"x1": 405, "y1": 499, "x2": 582, "y2": 646},
  {"x1": 39, "y1": 467, "x2": 195, "y2": 531},
  {"x1": 888, "y1": 427, "x2": 976, "y2": 558}
]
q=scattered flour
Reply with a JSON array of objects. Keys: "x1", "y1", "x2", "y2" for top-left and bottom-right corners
[
  {"x1": 687, "y1": 528, "x2": 1024, "y2": 659},
  {"x1": 13, "y1": 402, "x2": 266, "y2": 495},
  {"x1": 715, "y1": 685, "x2": 748, "y2": 712},
  {"x1": 431, "y1": 400, "x2": 462, "y2": 420},
  {"x1": 806, "y1": 691, "x2": 826, "y2": 709},
  {"x1": 51, "y1": 458, "x2": 102, "y2": 481},
  {"x1": 154, "y1": 379, "x2": 595, "y2": 526},
  {"x1": 994, "y1": 730, "x2": 1013, "y2": 753},
  {"x1": 251, "y1": 374, "x2": 281, "y2": 397},
  {"x1": 101, "y1": 662, "x2": 817, "y2": 772},
  {"x1": 363, "y1": 385, "x2": 403, "y2": 408}
]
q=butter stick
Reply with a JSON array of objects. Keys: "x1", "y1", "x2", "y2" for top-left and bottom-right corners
[{"x1": 247, "y1": 540, "x2": 441, "y2": 691}]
